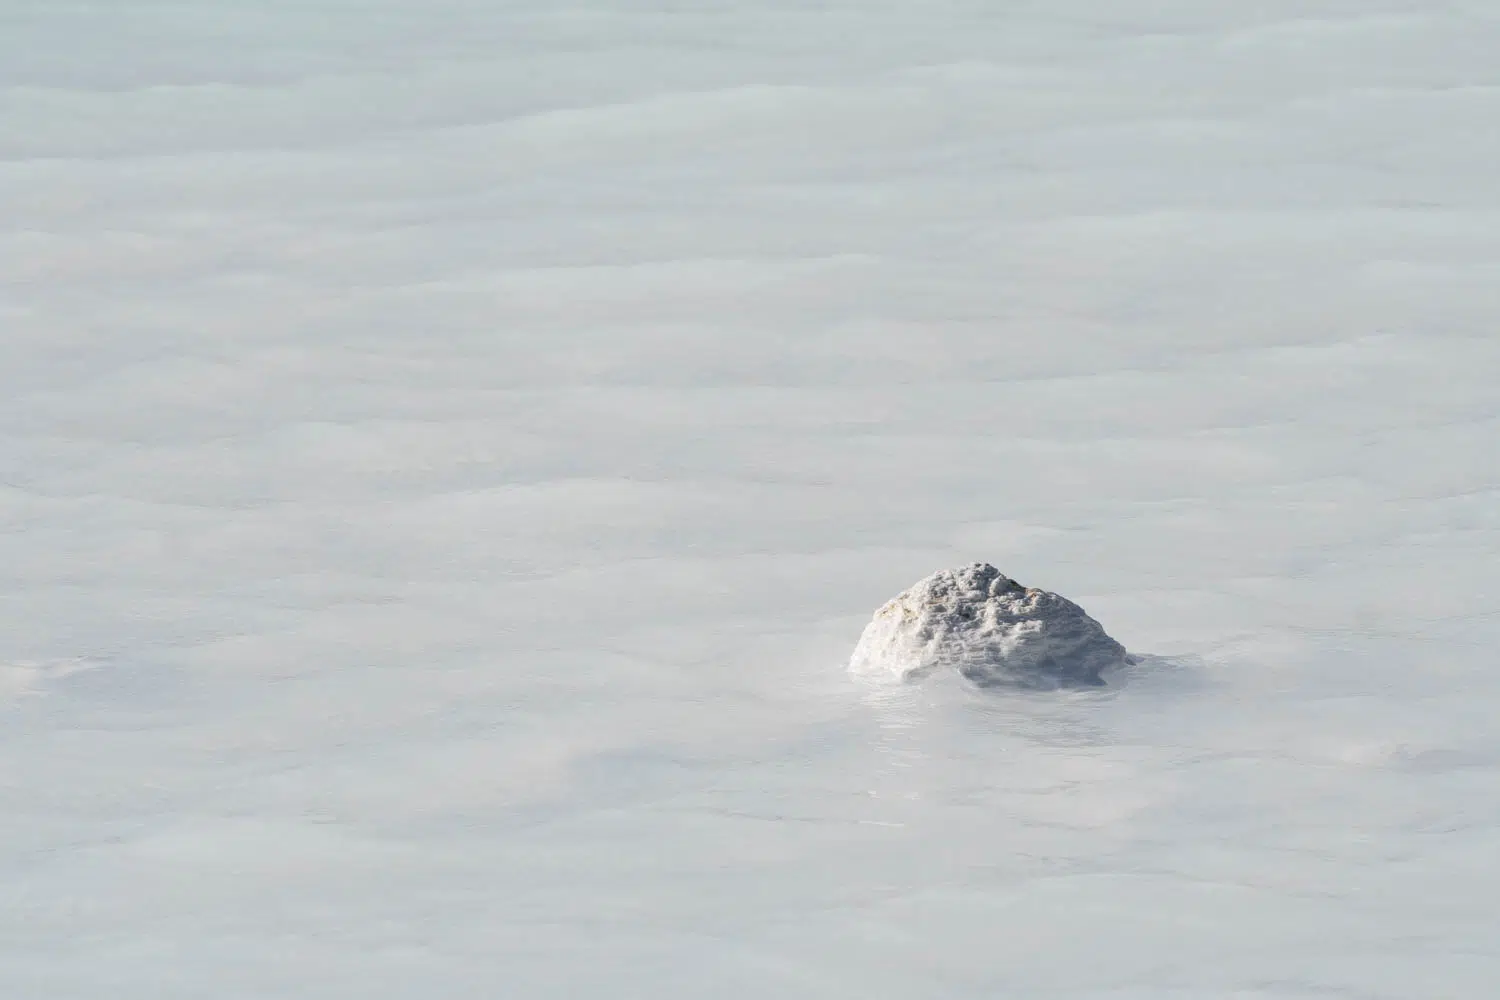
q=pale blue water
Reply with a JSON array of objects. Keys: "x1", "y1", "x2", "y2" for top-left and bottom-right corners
[{"x1": 3, "y1": 3, "x2": 1498, "y2": 996}]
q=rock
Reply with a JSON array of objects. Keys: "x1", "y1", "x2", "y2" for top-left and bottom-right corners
[{"x1": 849, "y1": 563, "x2": 1127, "y2": 688}]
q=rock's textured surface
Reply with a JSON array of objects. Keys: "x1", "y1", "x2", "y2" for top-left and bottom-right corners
[{"x1": 849, "y1": 563, "x2": 1127, "y2": 688}]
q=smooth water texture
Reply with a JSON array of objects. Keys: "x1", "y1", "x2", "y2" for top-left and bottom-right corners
[{"x1": 3, "y1": 2, "x2": 1498, "y2": 996}]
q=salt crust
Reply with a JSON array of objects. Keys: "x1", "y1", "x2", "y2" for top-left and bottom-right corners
[{"x1": 849, "y1": 563, "x2": 1128, "y2": 688}]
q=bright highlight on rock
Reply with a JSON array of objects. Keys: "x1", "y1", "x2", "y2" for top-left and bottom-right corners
[{"x1": 849, "y1": 563, "x2": 1128, "y2": 689}]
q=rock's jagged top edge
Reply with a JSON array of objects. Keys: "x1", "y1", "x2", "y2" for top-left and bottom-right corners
[{"x1": 891, "y1": 562, "x2": 1036, "y2": 598}]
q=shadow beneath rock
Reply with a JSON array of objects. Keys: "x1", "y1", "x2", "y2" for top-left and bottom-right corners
[{"x1": 1099, "y1": 651, "x2": 1220, "y2": 697}]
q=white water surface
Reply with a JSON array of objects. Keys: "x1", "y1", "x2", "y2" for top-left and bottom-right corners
[{"x1": 3, "y1": 2, "x2": 1499, "y2": 996}]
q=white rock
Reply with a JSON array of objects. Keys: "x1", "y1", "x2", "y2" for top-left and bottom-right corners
[{"x1": 849, "y1": 563, "x2": 1127, "y2": 688}]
